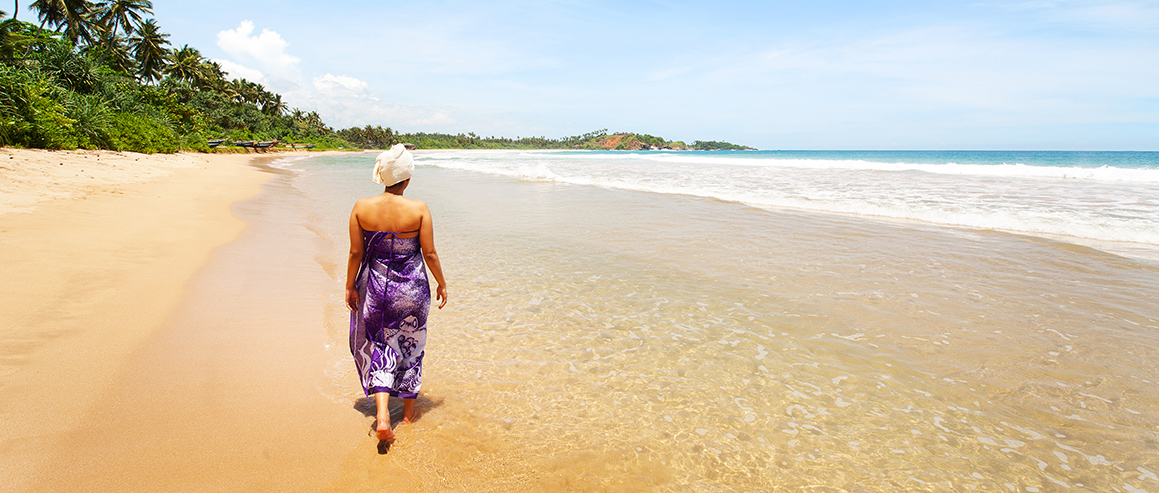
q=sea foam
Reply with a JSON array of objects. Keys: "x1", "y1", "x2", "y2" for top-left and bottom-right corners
[{"x1": 417, "y1": 150, "x2": 1159, "y2": 248}]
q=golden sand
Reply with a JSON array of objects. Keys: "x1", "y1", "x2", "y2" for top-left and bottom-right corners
[{"x1": 0, "y1": 149, "x2": 267, "y2": 490}]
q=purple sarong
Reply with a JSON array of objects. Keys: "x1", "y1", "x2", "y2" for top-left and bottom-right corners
[{"x1": 350, "y1": 230, "x2": 430, "y2": 399}]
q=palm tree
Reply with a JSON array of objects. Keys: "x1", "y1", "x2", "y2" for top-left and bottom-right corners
[
  {"x1": 239, "y1": 79, "x2": 262, "y2": 104},
  {"x1": 29, "y1": 0, "x2": 94, "y2": 45},
  {"x1": 29, "y1": 0, "x2": 63, "y2": 29},
  {"x1": 97, "y1": 31, "x2": 133, "y2": 73},
  {"x1": 262, "y1": 93, "x2": 285, "y2": 116},
  {"x1": 129, "y1": 17, "x2": 167, "y2": 82},
  {"x1": 0, "y1": 11, "x2": 28, "y2": 58},
  {"x1": 95, "y1": 0, "x2": 150, "y2": 37},
  {"x1": 197, "y1": 59, "x2": 226, "y2": 90},
  {"x1": 164, "y1": 44, "x2": 201, "y2": 81}
]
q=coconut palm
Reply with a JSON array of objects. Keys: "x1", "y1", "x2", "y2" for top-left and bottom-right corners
[
  {"x1": 0, "y1": 11, "x2": 27, "y2": 58},
  {"x1": 89, "y1": 0, "x2": 149, "y2": 68},
  {"x1": 29, "y1": 0, "x2": 64, "y2": 30},
  {"x1": 262, "y1": 93, "x2": 285, "y2": 116},
  {"x1": 219, "y1": 77, "x2": 241, "y2": 102},
  {"x1": 95, "y1": 0, "x2": 150, "y2": 37},
  {"x1": 95, "y1": 31, "x2": 133, "y2": 73},
  {"x1": 197, "y1": 59, "x2": 226, "y2": 90},
  {"x1": 129, "y1": 17, "x2": 167, "y2": 82},
  {"x1": 29, "y1": 0, "x2": 94, "y2": 45},
  {"x1": 164, "y1": 44, "x2": 201, "y2": 81}
]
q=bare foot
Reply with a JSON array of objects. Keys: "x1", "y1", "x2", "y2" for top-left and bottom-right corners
[
  {"x1": 375, "y1": 418, "x2": 395, "y2": 441},
  {"x1": 402, "y1": 398, "x2": 418, "y2": 424},
  {"x1": 372, "y1": 392, "x2": 394, "y2": 441}
]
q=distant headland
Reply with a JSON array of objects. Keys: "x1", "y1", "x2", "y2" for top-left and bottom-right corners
[{"x1": 338, "y1": 127, "x2": 756, "y2": 151}]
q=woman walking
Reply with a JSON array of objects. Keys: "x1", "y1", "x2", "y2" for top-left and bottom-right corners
[{"x1": 346, "y1": 144, "x2": 447, "y2": 442}]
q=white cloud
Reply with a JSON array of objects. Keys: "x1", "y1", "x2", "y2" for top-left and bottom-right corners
[
  {"x1": 313, "y1": 74, "x2": 369, "y2": 95},
  {"x1": 414, "y1": 113, "x2": 456, "y2": 127},
  {"x1": 287, "y1": 92, "x2": 458, "y2": 131},
  {"x1": 211, "y1": 22, "x2": 410, "y2": 128},
  {"x1": 212, "y1": 58, "x2": 264, "y2": 82},
  {"x1": 216, "y1": 20, "x2": 301, "y2": 84},
  {"x1": 204, "y1": 21, "x2": 448, "y2": 131}
]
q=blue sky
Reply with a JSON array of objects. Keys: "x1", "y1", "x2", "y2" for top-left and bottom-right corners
[{"x1": 17, "y1": 1, "x2": 1159, "y2": 149}]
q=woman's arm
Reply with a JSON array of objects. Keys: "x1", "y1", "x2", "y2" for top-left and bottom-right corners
[
  {"x1": 345, "y1": 203, "x2": 365, "y2": 311},
  {"x1": 418, "y1": 203, "x2": 448, "y2": 309}
]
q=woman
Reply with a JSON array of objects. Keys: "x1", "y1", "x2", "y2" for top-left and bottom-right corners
[{"x1": 346, "y1": 144, "x2": 447, "y2": 442}]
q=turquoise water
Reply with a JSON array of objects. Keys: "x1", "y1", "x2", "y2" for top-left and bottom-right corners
[{"x1": 699, "y1": 150, "x2": 1159, "y2": 169}]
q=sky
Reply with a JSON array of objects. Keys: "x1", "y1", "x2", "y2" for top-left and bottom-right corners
[{"x1": 15, "y1": 0, "x2": 1159, "y2": 149}]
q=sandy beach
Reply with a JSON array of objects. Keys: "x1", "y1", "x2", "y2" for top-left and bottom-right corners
[
  {"x1": 0, "y1": 149, "x2": 356, "y2": 491},
  {"x1": 0, "y1": 148, "x2": 537, "y2": 492}
]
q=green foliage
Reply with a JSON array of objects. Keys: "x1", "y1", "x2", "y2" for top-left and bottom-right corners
[
  {"x1": 1, "y1": 16, "x2": 39, "y2": 59},
  {"x1": 344, "y1": 128, "x2": 754, "y2": 151},
  {"x1": 0, "y1": 62, "x2": 31, "y2": 145},
  {"x1": 130, "y1": 18, "x2": 167, "y2": 83},
  {"x1": 31, "y1": 0, "x2": 96, "y2": 45},
  {"x1": 690, "y1": 140, "x2": 754, "y2": 151},
  {"x1": 0, "y1": 10, "x2": 352, "y2": 154},
  {"x1": 336, "y1": 124, "x2": 398, "y2": 149},
  {"x1": 103, "y1": 111, "x2": 176, "y2": 152},
  {"x1": 64, "y1": 92, "x2": 112, "y2": 148},
  {"x1": 25, "y1": 78, "x2": 79, "y2": 149}
]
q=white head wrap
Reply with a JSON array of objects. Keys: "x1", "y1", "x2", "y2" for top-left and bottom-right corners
[{"x1": 372, "y1": 144, "x2": 414, "y2": 186}]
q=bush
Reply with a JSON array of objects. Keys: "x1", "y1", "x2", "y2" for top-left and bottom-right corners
[
  {"x1": 0, "y1": 63, "x2": 31, "y2": 146},
  {"x1": 26, "y1": 79, "x2": 79, "y2": 149},
  {"x1": 105, "y1": 112, "x2": 179, "y2": 153},
  {"x1": 65, "y1": 93, "x2": 112, "y2": 149}
]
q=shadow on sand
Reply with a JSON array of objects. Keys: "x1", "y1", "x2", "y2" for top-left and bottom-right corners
[{"x1": 353, "y1": 394, "x2": 444, "y2": 454}]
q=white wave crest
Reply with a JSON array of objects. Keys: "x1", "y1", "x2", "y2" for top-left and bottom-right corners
[{"x1": 414, "y1": 150, "x2": 1159, "y2": 247}]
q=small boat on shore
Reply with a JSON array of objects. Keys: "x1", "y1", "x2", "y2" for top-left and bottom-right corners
[
  {"x1": 208, "y1": 139, "x2": 228, "y2": 148},
  {"x1": 232, "y1": 141, "x2": 255, "y2": 147}
]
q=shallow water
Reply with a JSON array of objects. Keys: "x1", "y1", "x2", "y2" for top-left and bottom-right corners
[{"x1": 289, "y1": 153, "x2": 1159, "y2": 491}]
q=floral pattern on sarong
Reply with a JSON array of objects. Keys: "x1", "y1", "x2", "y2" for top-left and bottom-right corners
[{"x1": 349, "y1": 231, "x2": 430, "y2": 399}]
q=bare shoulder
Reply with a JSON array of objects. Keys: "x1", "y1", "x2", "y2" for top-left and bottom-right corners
[
  {"x1": 400, "y1": 196, "x2": 430, "y2": 212},
  {"x1": 350, "y1": 196, "x2": 374, "y2": 215},
  {"x1": 352, "y1": 195, "x2": 377, "y2": 208}
]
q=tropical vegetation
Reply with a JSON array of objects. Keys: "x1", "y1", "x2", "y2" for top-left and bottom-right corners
[
  {"x1": 0, "y1": 2, "x2": 753, "y2": 153},
  {"x1": 337, "y1": 128, "x2": 754, "y2": 151},
  {"x1": 0, "y1": 1, "x2": 349, "y2": 152}
]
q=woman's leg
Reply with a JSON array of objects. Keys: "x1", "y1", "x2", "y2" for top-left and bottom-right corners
[
  {"x1": 402, "y1": 397, "x2": 416, "y2": 423},
  {"x1": 374, "y1": 392, "x2": 394, "y2": 441}
]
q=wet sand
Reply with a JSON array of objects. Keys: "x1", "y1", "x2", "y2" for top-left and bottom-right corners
[{"x1": 0, "y1": 150, "x2": 368, "y2": 491}]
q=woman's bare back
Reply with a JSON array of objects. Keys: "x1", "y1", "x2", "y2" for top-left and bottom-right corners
[{"x1": 352, "y1": 194, "x2": 428, "y2": 237}]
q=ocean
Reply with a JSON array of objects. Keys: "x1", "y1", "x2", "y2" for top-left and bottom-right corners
[{"x1": 277, "y1": 150, "x2": 1159, "y2": 490}]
